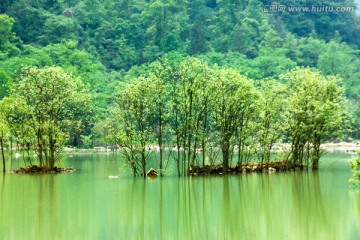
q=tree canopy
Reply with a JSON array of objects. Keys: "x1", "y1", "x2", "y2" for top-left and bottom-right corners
[{"x1": 0, "y1": 0, "x2": 358, "y2": 174}]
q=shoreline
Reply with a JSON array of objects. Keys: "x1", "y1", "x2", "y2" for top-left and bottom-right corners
[
  {"x1": 188, "y1": 160, "x2": 304, "y2": 176},
  {"x1": 62, "y1": 142, "x2": 360, "y2": 154}
]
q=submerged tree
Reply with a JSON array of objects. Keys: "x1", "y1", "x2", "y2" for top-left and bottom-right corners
[
  {"x1": 147, "y1": 61, "x2": 172, "y2": 176},
  {"x1": 176, "y1": 58, "x2": 213, "y2": 174},
  {"x1": 106, "y1": 57, "x2": 350, "y2": 176},
  {"x1": 349, "y1": 151, "x2": 360, "y2": 187},
  {"x1": 111, "y1": 77, "x2": 155, "y2": 177},
  {"x1": 0, "y1": 114, "x2": 8, "y2": 173},
  {"x1": 212, "y1": 68, "x2": 258, "y2": 172},
  {"x1": 0, "y1": 95, "x2": 33, "y2": 166},
  {"x1": 255, "y1": 80, "x2": 287, "y2": 163},
  {"x1": 2, "y1": 66, "x2": 90, "y2": 170},
  {"x1": 282, "y1": 67, "x2": 349, "y2": 169}
]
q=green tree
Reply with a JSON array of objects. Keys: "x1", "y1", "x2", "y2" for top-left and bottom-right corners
[
  {"x1": 0, "y1": 70, "x2": 12, "y2": 99},
  {"x1": 230, "y1": 18, "x2": 261, "y2": 58},
  {"x1": 187, "y1": 16, "x2": 209, "y2": 55},
  {"x1": 39, "y1": 14, "x2": 79, "y2": 45},
  {"x1": 297, "y1": 34, "x2": 326, "y2": 67},
  {"x1": 111, "y1": 77, "x2": 155, "y2": 177},
  {"x1": 3, "y1": 66, "x2": 90, "y2": 170},
  {"x1": 147, "y1": 61, "x2": 171, "y2": 176},
  {"x1": 282, "y1": 68, "x2": 349, "y2": 169},
  {"x1": 255, "y1": 79, "x2": 287, "y2": 162},
  {"x1": 0, "y1": 14, "x2": 19, "y2": 58},
  {"x1": 0, "y1": 14, "x2": 15, "y2": 50},
  {"x1": 0, "y1": 96, "x2": 34, "y2": 163},
  {"x1": 349, "y1": 151, "x2": 360, "y2": 187},
  {"x1": 0, "y1": 0, "x2": 14, "y2": 13},
  {"x1": 212, "y1": 68, "x2": 258, "y2": 172},
  {"x1": 0, "y1": 113, "x2": 8, "y2": 173},
  {"x1": 175, "y1": 58, "x2": 213, "y2": 174}
]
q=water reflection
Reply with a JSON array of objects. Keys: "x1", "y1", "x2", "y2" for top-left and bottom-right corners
[
  {"x1": 0, "y1": 154, "x2": 358, "y2": 239},
  {"x1": 349, "y1": 189, "x2": 360, "y2": 236}
]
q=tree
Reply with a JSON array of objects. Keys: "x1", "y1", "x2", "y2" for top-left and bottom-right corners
[
  {"x1": 230, "y1": 18, "x2": 261, "y2": 58},
  {"x1": 111, "y1": 77, "x2": 155, "y2": 177},
  {"x1": 0, "y1": 14, "x2": 15, "y2": 50},
  {"x1": 39, "y1": 14, "x2": 79, "y2": 45},
  {"x1": 255, "y1": 80, "x2": 288, "y2": 162},
  {"x1": 0, "y1": 114, "x2": 8, "y2": 173},
  {"x1": 175, "y1": 58, "x2": 213, "y2": 174},
  {"x1": 147, "y1": 61, "x2": 171, "y2": 176},
  {"x1": 212, "y1": 68, "x2": 258, "y2": 172},
  {"x1": 0, "y1": 96, "x2": 34, "y2": 165},
  {"x1": 0, "y1": 70, "x2": 12, "y2": 99},
  {"x1": 0, "y1": 14, "x2": 19, "y2": 58},
  {"x1": 349, "y1": 152, "x2": 360, "y2": 187},
  {"x1": 187, "y1": 16, "x2": 209, "y2": 55},
  {"x1": 0, "y1": 0, "x2": 14, "y2": 13},
  {"x1": 3, "y1": 66, "x2": 90, "y2": 170},
  {"x1": 282, "y1": 67, "x2": 349, "y2": 169}
]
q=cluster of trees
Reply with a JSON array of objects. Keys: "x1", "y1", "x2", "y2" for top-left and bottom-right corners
[
  {"x1": 0, "y1": 66, "x2": 90, "y2": 171},
  {"x1": 0, "y1": 0, "x2": 359, "y2": 140},
  {"x1": 0, "y1": 0, "x2": 358, "y2": 173},
  {"x1": 349, "y1": 152, "x2": 360, "y2": 187},
  {"x1": 97, "y1": 58, "x2": 348, "y2": 176},
  {"x1": 1, "y1": 58, "x2": 347, "y2": 175}
]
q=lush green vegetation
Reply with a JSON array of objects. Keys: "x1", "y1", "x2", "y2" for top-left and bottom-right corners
[
  {"x1": 0, "y1": 66, "x2": 90, "y2": 171},
  {"x1": 102, "y1": 60, "x2": 348, "y2": 176},
  {"x1": 349, "y1": 151, "x2": 360, "y2": 186},
  {"x1": 0, "y1": 0, "x2": 359, "y2": 174}
]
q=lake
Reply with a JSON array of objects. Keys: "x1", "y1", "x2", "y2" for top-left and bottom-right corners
[{"x1": 0, "y1": 152, "x2": 359, "y2": 240}]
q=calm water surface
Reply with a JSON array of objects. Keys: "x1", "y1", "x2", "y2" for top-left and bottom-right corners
[{"x1": 0, "y1": 152, "x2": 360, "y2": 240}]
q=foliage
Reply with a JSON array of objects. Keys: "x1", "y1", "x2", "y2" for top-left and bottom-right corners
[
  {"x1": 0, "y1": 14, "x2": 20, "y2": 59},
  {"x1": 108, "y1": 77, "x2": 155, "y2": 176},
  {"x1": 105, "y1": 57, "x2": 350, "y2": 175},
  {"x1": 0, "y1": 66, "x2": 90, "y2": 170},
  {"x1": 211, "y1": 68, "x2": 259, "y2": 171},
  {"x1": 349, "y1": 152, "x2": 360, "y2": 187},
  {"x1": 0, "y1": 110, "x2": 9, "y2": 173},
  {"x1": 281, "y1": 67, "x2": 349, "y2": 169},
  {"x1": 0, "y1": 0, "x2": 358, "y2": 175},
  {"x1": 0, "y1": 69, "x2": 12, "y2": 99},
  {"x1": 255, "y1": 80, "x2": 287, "y2": 162}
]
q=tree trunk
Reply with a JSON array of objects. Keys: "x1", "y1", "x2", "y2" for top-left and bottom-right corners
[
  {"x1": 1, "y1": 131, "x2": 5, "y2": 173},
  {"x1": 222, "y1": 140, "x2": 230, "y2": 174},
  {"x1": 158, "y1": 108, "x2": 163, "y2": 177},
  {"x1": 49, "y1": 139, "x2": 56, "y2": 170},
  {"x1": 312, "y1": 139, "x2": 321, "y2": 170},
  {"x1": 141, "y1": 147, "x2": 146, "y2": 178}
]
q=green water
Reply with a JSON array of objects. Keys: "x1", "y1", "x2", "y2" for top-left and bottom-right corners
[{"x1": 1, "y1": 152, "x2": 360, "y2": 240}]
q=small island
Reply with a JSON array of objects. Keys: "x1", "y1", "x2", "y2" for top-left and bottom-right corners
[{"x1": 10, "y1": 165, "x2": 75, "y2": 174}]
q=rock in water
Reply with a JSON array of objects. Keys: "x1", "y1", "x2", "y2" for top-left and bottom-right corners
[
  {"x1": 268, "y1": 167, "x2": 276, "y2": 173},
  {"x1": 108, "y1": 175, "x2": 119, "y2": 179},
  {"x1": 147, "y1": 168, "x2": 157, "y2": 177}
]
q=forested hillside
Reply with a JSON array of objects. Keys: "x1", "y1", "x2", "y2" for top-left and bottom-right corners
[{"x1": 0, "y1": 0, "x2": 360, "y2": 146}]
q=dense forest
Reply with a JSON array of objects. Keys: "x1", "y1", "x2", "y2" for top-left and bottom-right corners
[{"x1": 0, "y1": 0, "x2": 359, "y2": 174}]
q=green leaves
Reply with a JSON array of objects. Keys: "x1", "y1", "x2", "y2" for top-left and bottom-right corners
[
  {"x1": 281, "y1": 67, "x2": 349, "y2": 168},
  {"x1": 349, "y1": 152, "x2": 360, "y2": 187},
  {"x1": 1, "y1": 66, "x2": 90, "y2": 169}
]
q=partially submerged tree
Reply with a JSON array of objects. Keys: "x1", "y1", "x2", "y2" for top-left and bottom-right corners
[
  {"x1": 106, "y1": 58, "x2": 350, "y2": 176},
  {"x1": 2, "y1": 66, "x2": 90, "y2": 170},
  {"x1": 255, "y1": 80, "x2": 287, "y2": 163},
  {"x1": 111, "y1": 77, "x2": 155, "y2": 177},
  {"x1": 212, "y1": 68, "x2": 259, "y2": 172},
  {"x1": 0, "y1": 114, "x2": 8, "y2": 173},
  {"x1": 147, "y1": 61, "x2": 172, "y2": 176},
  {"x1": 282, "y1": 67, "x2": 349, "y2": 169}
]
